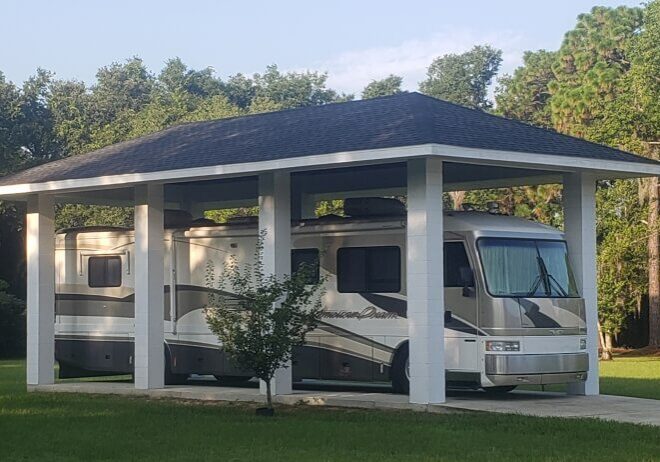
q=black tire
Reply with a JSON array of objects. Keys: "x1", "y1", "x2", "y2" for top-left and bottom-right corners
[
  {"x1": 164, "y1": 348, "x2": 188, "y2": 385},
  {"x1": 214, "y1": 375, "x2": 253, "y2": 386},
  {"x1": 391, "y1": 343, "x2": 409, "y2": 394},
  {"x1": 482, "y1": 385, "x2": 517, "y2": 394}
]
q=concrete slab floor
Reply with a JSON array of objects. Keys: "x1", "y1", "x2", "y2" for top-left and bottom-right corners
[
  {"x1": 442, "y1": 390, "x2": 660, "y2": 426},
  {"x1": 27, "y1": 382, "x2": 660, "y2": 427}
]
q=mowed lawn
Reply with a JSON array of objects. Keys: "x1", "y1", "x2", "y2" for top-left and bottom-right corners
[
  {"x1": 1, "y1": 360, "x2": 660, "y2": 461},
  {"x1": 599, "y1": 355, "x2": 660, "y2": 400}
]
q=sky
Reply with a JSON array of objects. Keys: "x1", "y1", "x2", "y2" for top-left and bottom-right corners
[{"x1": 0, "y1": 0, "x2": 644, "y2": 95}]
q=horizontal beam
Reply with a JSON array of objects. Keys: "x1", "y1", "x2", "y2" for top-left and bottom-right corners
[{"x1": 1, "y1": 143, "x2": 658, "y2": 199}]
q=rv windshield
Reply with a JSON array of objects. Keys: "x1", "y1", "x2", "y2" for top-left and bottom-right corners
[{"x1": 477, "y1": 238, "x2": 579, "y2": 298}]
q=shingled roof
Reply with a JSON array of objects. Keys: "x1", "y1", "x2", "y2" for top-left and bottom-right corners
[{"x1": 0, "y1": 92, "x2": 655, "y2": 187}]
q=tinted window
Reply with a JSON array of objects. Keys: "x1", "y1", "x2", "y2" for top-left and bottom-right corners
[
  {"x1": 291, "y1": 248, "x2": 320, "y2": 284},
  {"x1": 337, "y1": 246, "x2": 400, "y2": 293},
  {"x1": 444, "y1": 242, "x2": 472, "y2": 287},
  {"x1": 88, "y1": 256, "x2": 122, "y2": 288}
]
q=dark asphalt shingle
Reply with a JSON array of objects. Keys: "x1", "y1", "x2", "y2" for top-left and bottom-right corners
[{"x1": 0, "y1": 92, "x2": 654, "y2": 186}]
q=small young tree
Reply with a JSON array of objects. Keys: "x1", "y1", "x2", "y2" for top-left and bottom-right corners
[{"x1": 205, "y1": 233, "x2": 324, "y2": 412}]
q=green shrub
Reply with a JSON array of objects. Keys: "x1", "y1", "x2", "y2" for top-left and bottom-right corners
[{"x1": 0, "y1": 280, "x2": 26, "y2": 358}]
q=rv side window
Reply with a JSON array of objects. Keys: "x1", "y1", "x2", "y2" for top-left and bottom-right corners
[
  {"x1": 444, "y1": 242, "x2": 472, "y2": 287},
  {"x1": 88, "y1": 256, "x2": 122, "y2": 288},
  {"x1": 291, "y1": 249, "x2": 320, "y2": 284},
  {"x1": 337, "y1": 246, "x2": 400, "y2": 293}
]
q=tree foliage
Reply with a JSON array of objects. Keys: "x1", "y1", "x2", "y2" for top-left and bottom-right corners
[
  {"x1": 0, "y1": 70, "x2": 62, "y2": 173},
  {"x1": 223, "y1": 65, "x2": 352, "y2": 110},
  {"x1": 361, "y1": 75, "x2": 404, "y2": 99},
  {"x1": 204, "y1": 233, "x2": 324, "y2": 409},
  {"x1": 420, "y1": 45, "x2": 502, "y2": 109},
  {"x1": 549, "y1": 6, "x2": 643, "y2": 140},
  {"x1": 54, "y1": 204, "x2": 133, "y2": 230},
  {"x1": 463, "y1": 185, "x2": 563, "y2": 228},
  {"x1": 597, "y1": 180, "x2": 648, "y2": 341},
  {"x1": 0, "y1": 279, "x2": 25, "y2": 358},
  {"x1": 495, "y1": 50, "x2": 557, "y2": 128}
]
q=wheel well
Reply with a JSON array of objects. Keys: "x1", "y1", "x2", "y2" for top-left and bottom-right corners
[
  {"x1": 164, "y1": 342, "x2": 174, "y2": 367},
  {"x1": 389, "y1": 340, "x2": 408, "y2": 379}
]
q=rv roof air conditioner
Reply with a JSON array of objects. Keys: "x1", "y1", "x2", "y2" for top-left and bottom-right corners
[
  {"x1": 344, "y1": 197, "x2": 406, "y2": 218},
  {"x1": 486, "y1": 201, "x2": 501, "y2": 215}
]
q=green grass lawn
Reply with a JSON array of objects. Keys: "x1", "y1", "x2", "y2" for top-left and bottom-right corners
[
  {"x1": 599, "y1": 356, "x2": 660, "y2": 400},
  {"x1": 1, "y1": 360, "x2": 659, "y2": 461}
]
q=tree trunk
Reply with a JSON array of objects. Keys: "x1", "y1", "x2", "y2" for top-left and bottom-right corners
[
  {"x1": 450, "y1": 191, "x2": 466, "y2": 211},
  {"x1": 597, "y1": 320, "x2": 605, "y2": 356},
  {"x1": 649, "y1": 174, "x2": 660, "y2": 347},
  {"x1": 601, "y1": 332, "x2": 613, "y2": 360},
  {"x1": 265, "y1": 378, "x2": 273, "y2": 409}
]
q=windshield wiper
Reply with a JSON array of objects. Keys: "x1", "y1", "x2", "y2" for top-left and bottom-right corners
[
  {"x1": 536, "y1": 256, "x2": 569, "y2": 297},
  {"x1": 524, "y1": 273, "x2": 543, "y2": 297},
  {"x1": 546, "y1": 273, "x2": 569, "y2": 297},
  {"x1": 536, "y1": 256, "x2": 551, "y2": 296}
]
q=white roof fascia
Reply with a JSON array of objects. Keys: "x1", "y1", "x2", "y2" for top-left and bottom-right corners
[
  {"x1": 431, "y1": 144, "x2": 660, "y2": 176},
  {"x1": 0, "y1": 143, "x2": 658, "y2": 199}
]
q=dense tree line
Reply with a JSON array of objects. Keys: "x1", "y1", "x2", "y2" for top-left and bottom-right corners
[
  {"x1": 494, "y1": 3, "x2": 660, "y2": 355},
  {"x1": 0, "y1": 2, "x2": 658, "y2": 357}
]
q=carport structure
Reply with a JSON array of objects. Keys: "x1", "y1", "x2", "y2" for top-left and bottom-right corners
[{"x1": 0, "y1": 92, "x2": 658, "y2": 405}]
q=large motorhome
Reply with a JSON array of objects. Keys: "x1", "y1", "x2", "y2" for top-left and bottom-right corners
[{"x1": 54, "y1": 198, "x2": 589, "y2": 393}]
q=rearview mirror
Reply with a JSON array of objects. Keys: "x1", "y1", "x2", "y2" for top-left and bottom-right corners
[
  {"x1": 459, "y1": 266, "x2": 474, "y2": 297},
  {"x1": 459, "y1": 266, "x2": 474, "y2": 286}
]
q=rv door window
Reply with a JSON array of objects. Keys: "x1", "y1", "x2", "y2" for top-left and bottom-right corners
[
  {"x1": 291, "y1": 249, "x2": 320, "y2": 284},
  {"x1": 88, "y1": 256, "x2": 122, "y2": 288},
  {"x1": 337, "y1": 246, "x2": 400, "y2": 293},
  {"x1": 444, "y1": 242, "x2": 472, "y2": 287}
]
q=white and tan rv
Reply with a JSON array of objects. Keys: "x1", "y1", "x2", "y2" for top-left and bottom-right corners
[{"x1": 54, "y1": 198, "x2": 588, "y2": 392}]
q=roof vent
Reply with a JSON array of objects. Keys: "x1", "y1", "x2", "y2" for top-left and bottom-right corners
[{"x1": 344, "y1": 197, "x2": 405, "y2": 218}]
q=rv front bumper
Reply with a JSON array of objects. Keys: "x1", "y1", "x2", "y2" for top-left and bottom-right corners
[{"x1": 485, "y1": 352, "x2": 589, "y2": 386}]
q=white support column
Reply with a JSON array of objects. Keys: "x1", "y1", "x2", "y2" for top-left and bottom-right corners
[
  {"x1": 26, "y1": 194, "x2": 55, "y2": 386},
  {"x1": 134, "y1": 184, "x2": 165, "y2": 390},
  {"x1": 563, "y1": 172, "x2": 599, "y2": 396},
  {"x1": 407, "y1": 158, "x2": 445, "y2": 404},
  {"x1": 258, "y1": 171, "x2": 293, "y2": 396}
]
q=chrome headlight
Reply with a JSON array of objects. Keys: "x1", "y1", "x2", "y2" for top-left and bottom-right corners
[
  {"x1": 580, "y1": 338, "x2": 587, "y2": 350},
  {"x1": 485, "y1": 340, "x2": 520, "y2": 352}
]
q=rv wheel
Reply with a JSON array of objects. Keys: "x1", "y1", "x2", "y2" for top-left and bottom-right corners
[
  {"x1": 165, "y1": 367, "x2": 189, "y2": 385},
  {"x1": 391, "y1": 343, "x2": 409, "y2": 394},
  {"x1": 164, "y1": 349, "x2": 188, "y2": 385}
]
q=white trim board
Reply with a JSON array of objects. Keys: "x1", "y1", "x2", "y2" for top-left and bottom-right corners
[{"x1": 0, "y1": 143, "x2": 658, "y2": 199}]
